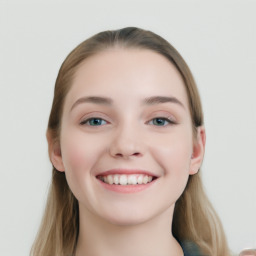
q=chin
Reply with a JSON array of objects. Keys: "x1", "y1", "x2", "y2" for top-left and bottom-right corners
[
  {"x1": 97, "y1": 205, "x2": 155, "y2": 227},
  {"x1": 104, "y1": 214, "x2": 151, "y2": 227}
]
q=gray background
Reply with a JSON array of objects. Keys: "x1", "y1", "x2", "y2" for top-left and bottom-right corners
[{"x1": 0, "y1": 1, "x2": 255, "y2": 255}]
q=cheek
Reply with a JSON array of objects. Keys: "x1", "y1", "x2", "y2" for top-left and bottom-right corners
[
  {"x1": 61, "y1": 140, "x2": 88, "y2": 171},
  {"x1": 149, "y1": 130, "x2": 193, "y2": 173},
  {"x1": 153, "y1": 144, "x2": 191, "y2": 184},
  {"x1": 60, "y1": 131, "x2": 106, "y2": 200},
  {"x1": 148, "y1": 128, "x2": 193, "y2": 197},
  {"x1": 145, "y1": 130, "x2": 193, "y2": 211},
  {"x1": 60, "y1": 130, "x2": 102, "y2": 170}
]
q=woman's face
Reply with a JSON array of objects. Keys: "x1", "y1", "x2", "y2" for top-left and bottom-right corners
[{"x1": 51, "y1": 48, "x2": 204, "y2": 225}]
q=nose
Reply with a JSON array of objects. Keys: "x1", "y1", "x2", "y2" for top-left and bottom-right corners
[{"x1": 109, "y1": 125, "x2": 144, "y2": 159}]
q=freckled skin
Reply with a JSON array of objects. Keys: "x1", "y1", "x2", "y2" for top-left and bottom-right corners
[{"x1": 58, "y1": 48, "x2": 202, "y2": 226}]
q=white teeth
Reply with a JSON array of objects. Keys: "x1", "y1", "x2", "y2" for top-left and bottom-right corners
[
  {"x1": 107, "y1": 175, "x2": 113, "y2": 185},
  {"x1": 137, "y1": 175, "x2": 143, "y2": 184},
  {"x1": 128, "y1": 175, "x2": 137, "y2": 185},
  {"x1": 113, "y1": 174, "x2": 119, "y2": 185},
  {"x1": 119, "y1": 175, "x2": 127, "y2": 185},
  {"x1": 142, "y1": 175, "x2": 148, "y2": 184},
  {"x1": 98, "y1": 174, "x2": 154, "y2": 185}
]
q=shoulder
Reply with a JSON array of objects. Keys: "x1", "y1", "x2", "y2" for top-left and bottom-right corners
[{"x1": 180, "y1": 240, "x2": 205, "y2": 256}]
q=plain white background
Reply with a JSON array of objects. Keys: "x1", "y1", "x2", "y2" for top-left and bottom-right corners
[{"x1": 0, "y1": 1, "x2": 255, "y2": 255}]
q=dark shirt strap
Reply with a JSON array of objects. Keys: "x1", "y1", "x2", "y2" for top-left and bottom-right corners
[{"x1": 180, "y1": 240, "x2": 203, "y2": 256}]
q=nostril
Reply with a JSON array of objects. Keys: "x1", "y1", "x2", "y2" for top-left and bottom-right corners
[{"x1": 113, "y1": 152, "x2": 142, "y2": 159}]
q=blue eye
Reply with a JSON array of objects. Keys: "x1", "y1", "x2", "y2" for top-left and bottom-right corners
[
  {"x1": 149, "y1": 118, "x2": 173, "y2": 126},
  {"x1": 81, "y1": 118, "x2": 107, "y2": 126}
]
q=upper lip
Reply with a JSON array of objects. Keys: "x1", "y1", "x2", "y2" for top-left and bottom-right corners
[{"x1": 96, "y1": 169, "x2": 159, "y2": 178}]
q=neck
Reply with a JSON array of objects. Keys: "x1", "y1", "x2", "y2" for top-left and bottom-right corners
[{"x1": 75, "y1": 204, "x2": 183, "y2": 256}]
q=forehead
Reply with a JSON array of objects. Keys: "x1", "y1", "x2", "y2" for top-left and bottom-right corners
[{"x1": 66, "y1": 48, "x2": 189, "y2": 109}]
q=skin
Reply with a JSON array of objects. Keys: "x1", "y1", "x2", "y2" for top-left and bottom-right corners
[{"x1": 49, "y1": 48, "x2": 205, "y2": 256}]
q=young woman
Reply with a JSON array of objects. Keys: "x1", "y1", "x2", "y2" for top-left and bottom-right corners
[{"x1": 30, "y1": 27, "x2": 231, "y2": 256}]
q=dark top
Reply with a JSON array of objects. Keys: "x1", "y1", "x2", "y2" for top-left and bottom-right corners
[{"x1": 180, "y1": 240, "x2": 204, "y2": 256}]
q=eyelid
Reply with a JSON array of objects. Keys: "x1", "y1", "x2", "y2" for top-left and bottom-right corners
[
  {"x1": 147, "y1": 117, "x2": 177, "y2": 126},
  {"x1": 147, "y1": 111, "x2": 178, "y2": 123},
  {"x1": 80, "y1": 117, "x2": 108, "y2": 126},
  {"x1": 78, "y1": 111, "x2": 178, "y2": 127},
  {"x1": 79, "y1": 112, "x2": 110, "y2": 125}
]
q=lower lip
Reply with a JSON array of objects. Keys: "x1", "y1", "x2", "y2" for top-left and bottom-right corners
[{"x1": 96, "y1": 178, "x2": 157, "y2": 193}]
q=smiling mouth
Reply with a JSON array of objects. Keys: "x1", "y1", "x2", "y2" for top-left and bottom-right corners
[{"x1": 96, "y1": 174, "x2": 157, "y2": 186}]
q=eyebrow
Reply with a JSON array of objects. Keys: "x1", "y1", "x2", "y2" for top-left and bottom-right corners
[
  {"x1": 143, "y1": 96, "x2": 184, "y2": 108},
  {"x1": 70, "y1": 96, "x2": 113, "y2": 111},
  {"x1": 70, "y1": 95, "x2": 184, "y2": 112}
]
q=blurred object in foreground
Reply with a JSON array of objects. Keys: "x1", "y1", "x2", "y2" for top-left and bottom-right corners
[{"x1": 239, "y1": 249, "x2": 256, "y2": 256}]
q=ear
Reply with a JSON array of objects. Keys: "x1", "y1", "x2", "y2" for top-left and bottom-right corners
[
  {"x1": 189, "y1": 126, "x2": 206, "y2": 175},
  {"x1": 46, "y1": 131, "x2": 65, "y2": 172}
]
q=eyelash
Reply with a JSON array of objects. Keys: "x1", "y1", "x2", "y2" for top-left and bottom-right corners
[
  {"x1": 148, "y1": 117, "x2": 177, "y2": 126},
  {"x1": 80, "y1": 117, "x2": 177, "y2": 127},
  {"x1": 80, "y1": 118, "x2": 108, "y2": 126}
]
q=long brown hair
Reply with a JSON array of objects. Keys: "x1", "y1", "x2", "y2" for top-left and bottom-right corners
[{"x1": 31, "y1": 27, "x2": 230, "y2": 256}]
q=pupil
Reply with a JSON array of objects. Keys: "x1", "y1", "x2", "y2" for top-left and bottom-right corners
[
  {"x1": 90, "y1": 119, "x2": 101, "y2": 125},
  {"x1": 155, "y1": 118, "x2": 164, "y2": 125}
]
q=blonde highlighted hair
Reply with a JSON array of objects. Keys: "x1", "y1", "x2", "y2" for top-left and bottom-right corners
[{"x1": 31, "y1": 27, "x2": 230, "y2": 256}]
